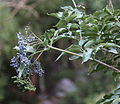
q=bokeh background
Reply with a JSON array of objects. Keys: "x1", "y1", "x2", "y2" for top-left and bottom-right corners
[{"x1": 0, "y1": 0, "x2": 120, "y2": 104}]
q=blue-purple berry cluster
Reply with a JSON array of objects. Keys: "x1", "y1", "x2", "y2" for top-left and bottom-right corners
[{"x1": 10, "y1": 26, "x2": 44, "y2": 77}]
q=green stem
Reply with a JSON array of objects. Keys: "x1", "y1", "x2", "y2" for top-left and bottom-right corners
[
  {"x1": 28, "y1": 50, "x2": 43, "y2": 58},
  {"x1": 31, "y1": 31, "x2": 43, "y2": 43},
  {"x1": 72, "y1": 0, "x2": 77, "y2": 8},
  {"x1": 49, "y1": 46, "x2": 120, "y2": 72},
  {"x1": 49, "y1": 45, "x2": 83, "y2": 57},
  {"x1": 32, "y1": 51, "x2": 43, "y2": 66}
]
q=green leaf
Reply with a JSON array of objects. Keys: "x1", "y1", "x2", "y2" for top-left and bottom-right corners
[
  {"x1": 105, "y1": 6, "x2": 114, "y2": 15},
  {"x1": 114, "y1": 89, "x2": 120, "y2": 95},
  {"x1": 61, "y1": 6, "x2": 73, "y2": 11},
  {"x1": 109, "y1": 48, "x2": 118, "y2": 54},
  {"x1": 45, "y1": 29, "x2": 55, "y2": 40},
  {"x1": 13, "y1": 46, "x2": 20, "y2": 51},
  {"x1": 12, "y1": 76, "x2": 36, "y2": 91},
  {"x1": 56, "y1": 52, "x2": 64, "y2": 61},
  {"x1": 89, "y1": 62, "x2": 100, "y2": 74},
  {"x1": 84, "y1": 40, "x2": 95, "y2": 48},
  {"x1": 53, "y1": 35, "x2": 77, "y2": 43},
  {"x1": 93, "y1": 43, "x2": 120, "y2": 54},
  {"x1": 48, "y1": 12, "x2": 63, "y2": 19},
  {"x1": 65, "y1": 14, "x2": 76, "y2": 22},
  {"x1": 43, "y1": 39, "x2": 49, "y2": 47},
  {"x1": 79, "y1": 39, "x2": 86, "y2": 47},
  {"x1": 112, "y1": 100, "x2": 119, "y2": 104},
  {"x1": 56, "y1": 19, "x2": 67, "y2": 29},
  {"x1": 102, "y1": 43, "x2": 120, "y2": 48},
  {"x1": 75, "y1": 9, "x2": 84, "y2": 18},
  {"x1": 18, "y1": 64, "x2": 25, "y2": 78},
  {"x1": 112, "y1": 72, "x2": 118, "y2": 81},
  {"x1": 69, "y1": 55, "x2": 81, "y2": 60},
  {"x1": 103, "y1": 95, "x2": 119, "y2": 103},
  {"x1": 96, "y1": 99, "x2": 105, "y2": 104},
  {"x1": 25, "y1": 46, "x2": 35, "y2": 53},
  {"x1": 82, "y1": 48, "x2": 93, "y2": 63},
  {"x1": 67, "y1": 23, "x2": 79, "y2": 29}
]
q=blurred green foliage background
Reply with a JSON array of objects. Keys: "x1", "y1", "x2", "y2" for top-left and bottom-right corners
[{"x1": 0, "y1": 0, "x2": 120, "y2": 104}]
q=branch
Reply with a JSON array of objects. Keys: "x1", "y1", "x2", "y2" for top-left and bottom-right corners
[
  {"x1": 108, "y1": 0, "x2": 114, "y2": 8},
  {"x1": 49, "y1": 46, "x2": 120, "y2": 72},
  {"x1": 94, "y1": 59, "x2": 120, "y2": 72},
  {"x1": 6, "y1": 0, "x2": 39, "y2": 18}
]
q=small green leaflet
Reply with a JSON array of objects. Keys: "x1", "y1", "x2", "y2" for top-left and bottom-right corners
[
  {"x1": 109, "y1": 48, "x2": 118, "y2": 54},
  {"x1": 48, "y1": 12, "x2": 63, "y2": 19},
  {"x1": 69, "y1": 55, "x2": 81, "y2": 60},
  {"x1": 13, "y1": 46, "x2": 35, "y2": 53},
  {"x1": 25, "y1": 46, "x2": 36, "y2": 53},
  {"x1": 82, "y1": 48, "x2": 93, "y2": 63},
  {"x1": 13, "y1": 46, "x2": 20, "y2": 51},
  {"x1": 18, "y1": 63, "x2": 25, "y2": 78}
]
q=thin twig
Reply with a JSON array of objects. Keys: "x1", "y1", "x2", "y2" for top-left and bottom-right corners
[
  {"x1": 32, "y1": 51, "x2": 43, "y2": 66},
  {"x1": 31, "y1": 31, "x2": 43, "y2": 43},
  {"x1": 72, "y1": 0, "x2": 77, "y2": 8},
  {"x1": 49, "y1": 46, "x2": 120, "y2": 72},
  {"x1": 49, "y1": 45, "x2": 83, "y2": 57},
  {"x1": 108, "y1": 0, "x2": 113, "y2": 8},
  {"x1": 94, "y1": 59, "x2": 120, "y2": 72},
  {"x1": 6, "y1": 0, "x2": 39, "y2": 18}
]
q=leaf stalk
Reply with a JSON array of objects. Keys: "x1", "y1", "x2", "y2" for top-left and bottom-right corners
[
  {"x1": 72, "y1": 0, "x2": 77, "y2": 8},
  {"x1": 49, "y1": 46, "x2": 120, "y2": 72}
]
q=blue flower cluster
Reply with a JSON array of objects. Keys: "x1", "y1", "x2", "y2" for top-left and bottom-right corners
[
  {"x1": 10, "y1": 56, "x2": 19, "y2": 72},
  {"x1": 32, "y1": 58, "x2": 44, "y2": 77},
  {"x1": 10, "y1": 26, "x2": 44, "y2": 77}
]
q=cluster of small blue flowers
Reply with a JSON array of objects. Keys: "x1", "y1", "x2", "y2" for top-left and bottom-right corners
[
  {"x1": 10, "y1": 56, "x2": 19, "y2": 72},
  {"x1": 10, "y1": 26, "x2": 44, "y2": 77},
  {"x1": 32, "y1": 58, "x2": 44, "y2": 77}
]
